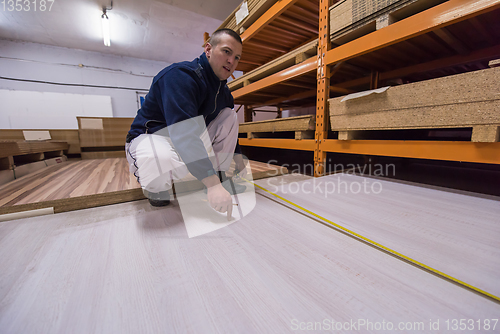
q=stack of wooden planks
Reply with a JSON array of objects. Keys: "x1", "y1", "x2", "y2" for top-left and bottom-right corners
[{"x1": 329, "y1": 66, "x2": 500, "y2": 142}]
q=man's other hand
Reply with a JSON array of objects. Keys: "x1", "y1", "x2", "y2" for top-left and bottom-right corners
[
  {"x1": 202, "y1": 174, "x2": 233, "y2": 220},
  {"x1": 207, "y1": 184, "x2": 232, "y2": 214}
]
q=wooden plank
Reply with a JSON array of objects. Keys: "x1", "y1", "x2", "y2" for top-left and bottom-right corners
[
  {"x1": 472, "y1": 125, "x2": 500, "y2": 143},
  {"x1": 0, "y1": 129, "x2": 80, "y2": 154},
  {"x1": 217, "y1": 0, "x2": 277, "y2": 32},
  {"x1": 329, "y1": 67, "x2": 500, "y2": 141},
  {"x1": 295, "y1": 130, "x2": 314, "y2": 140},
  {"x1": 329, "y1": 0, "x2": 435, "y2": 41},
  {"x1": 77, "y1": 117, "x2": 133, "y2": 148},
  {"x1": 0, "y1": 141, "x2": 69, "y2": 159},
  {"x1": 228, "y1": 39, "x2": 317, "y2": 91},
  {"x1": 239, "y1": 115, "x2": 315, "y2": 133},
  {"x1": 239, "y1": 0, "x2": 299, "y2": 43},
  {"x1": 325, "y1": 0, "x2": 500, "y2": 67},
  {"x1": 0, "y1": 159, "x2": 287, "y2": 215},
  {"x1": 376, "y1": 13, "x2": 396, "y2": 29},
  {"x1": 489, "y1": 59, "x2": 500, "y2": 67}
]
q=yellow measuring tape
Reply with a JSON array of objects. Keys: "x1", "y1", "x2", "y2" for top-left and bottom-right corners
[{"x1": 243, "y1": 178, "x2": 500, "y2": 303}]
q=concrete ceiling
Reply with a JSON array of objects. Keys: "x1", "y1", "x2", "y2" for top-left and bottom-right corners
[{"x1": 0, "y1": 0, "x2": 244, "y2": 64}]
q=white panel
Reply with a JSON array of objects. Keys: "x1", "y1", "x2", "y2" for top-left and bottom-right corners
[
  {"x1": 235, "y1": 2, "x2": 249, "y2": 25},
  {"x1": 23, "y1": 131, "x2": 51, "y2": 141},
  {"x1": 80, "y1": 118, "x2": 104, "y2": 130},
  {"x1": 0, "y1": 90, "x2": 112, "y2": 129}
]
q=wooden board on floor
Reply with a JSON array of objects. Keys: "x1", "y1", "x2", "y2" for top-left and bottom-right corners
[
  {"x1": 0, "y1": 188, "x2": 498, "y2": 332},
  {"x1": 0, "y1": 159, "x2": 287, "y2": 216}
]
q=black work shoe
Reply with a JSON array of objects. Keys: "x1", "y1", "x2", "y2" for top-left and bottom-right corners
[
  {"x1": 148, "y1": 198, "x2": 170, "y2": 207},
  {"x1": 218, "y1": 171, "x2": 246, "y2": 195},
  {"x1": 145, "y1": 190, "x2": 171, "y2": 207}
]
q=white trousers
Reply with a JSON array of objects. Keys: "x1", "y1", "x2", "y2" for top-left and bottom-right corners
[{"x1": 126, "y1": 107, "x2": 239, "y2": 193}]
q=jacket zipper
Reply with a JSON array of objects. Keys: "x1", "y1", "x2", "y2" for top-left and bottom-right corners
[{"x1": 205, "y1": 82, "x2": 222, "y2": 120}]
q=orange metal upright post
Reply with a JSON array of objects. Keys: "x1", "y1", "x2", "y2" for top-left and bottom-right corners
[{"x1": 314, "y1": 0, "x2": 330, "y2": 177}]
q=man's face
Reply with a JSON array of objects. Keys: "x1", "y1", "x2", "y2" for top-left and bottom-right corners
[{"x1": 205, "y1": 34, "x2": 242, "y2": 81}]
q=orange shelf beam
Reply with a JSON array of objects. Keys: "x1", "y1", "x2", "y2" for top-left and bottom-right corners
[
  {"x1": 232, "y1": 57, "x2": 317, "y2": 99},
  {"x1": 324, "y1": 0, "x2": 500, "y2": 66},
  {"x1": 238, "y1": 138, "x2": 315, "y2": 151},
  {"x1": 240, "y1": 0, "x2": 299, "y2": 43},
  {"x1": 322, "y1": 140, "x2": 500, "y2": 165},
  {"x1": 239, "y1": 138, "x2": 500, "y2": 164}
]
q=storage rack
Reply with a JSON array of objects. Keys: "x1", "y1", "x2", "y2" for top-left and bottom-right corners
[{"x1": 224, "y1": 0, "x2": 500, "y2": 175}]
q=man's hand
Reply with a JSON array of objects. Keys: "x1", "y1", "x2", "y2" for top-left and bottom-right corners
[{"x1": 202, "y1": 174, "x2": 233, "y2": 220}]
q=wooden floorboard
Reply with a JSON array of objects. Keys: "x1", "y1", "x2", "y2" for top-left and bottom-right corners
[
  {"x1": 0, "y1": 158, "x2": 287, "y2": 215},
  {"x1": 0, "y1": 185, "x2": 498, "y2": 333}
]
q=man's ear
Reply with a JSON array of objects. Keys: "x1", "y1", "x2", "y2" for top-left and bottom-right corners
[{"x1": 205, "y1": 42, "x2": 212, "y2": 58}]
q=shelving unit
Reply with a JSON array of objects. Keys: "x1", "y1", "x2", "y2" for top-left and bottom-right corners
[{"x1": 223, "y1": 0, "x2": 500, "y2": 175}]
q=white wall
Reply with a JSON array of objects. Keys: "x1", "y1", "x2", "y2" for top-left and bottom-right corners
[
  {"x1": 0, "y1": 39, "x2": 171, "y2": 125},
  {"x1": 0, "y1": 39, "x2": 316, "y2": 129},
  {"x1": 0, "y1": 90, "x2": 113, "y2": 129}
]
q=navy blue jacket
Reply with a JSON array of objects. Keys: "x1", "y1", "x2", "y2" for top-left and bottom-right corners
[{"x1": 128, "y1": 53, "x2": 240, "y2": 181}]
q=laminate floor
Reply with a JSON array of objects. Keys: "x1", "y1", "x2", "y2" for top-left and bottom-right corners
[
  {"x1": 0, "y1": 174, "x2": 499, "y2": 333},
  {"x1": 254, "y1": 173, "x2": 500, "y2": 298}
]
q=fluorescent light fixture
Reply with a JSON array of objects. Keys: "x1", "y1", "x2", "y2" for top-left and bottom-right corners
[{"x1": 101, "y1": 13, "x2": 110, "y2": 47}]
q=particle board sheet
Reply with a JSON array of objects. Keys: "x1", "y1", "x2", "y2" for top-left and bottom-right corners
[
  {"x1": 254, "y1": 173, "x2": 500, "y2": 297},
  {"x1": 328, "y1": 67, "x2": 500, "y2": 141},
  {"x1": 0, "y1": 191, "x2": 499, "y2": 333},
  {"x1": 238, "y1": 115, "x2": 315, "y2": 133},
  {"x1": 0, "y1": 159, "x2": 287, "y2": 215}
]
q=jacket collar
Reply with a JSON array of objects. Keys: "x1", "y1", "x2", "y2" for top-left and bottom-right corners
[{"x1": 199, "y1": 52, "x2": 226, "y2": 87}]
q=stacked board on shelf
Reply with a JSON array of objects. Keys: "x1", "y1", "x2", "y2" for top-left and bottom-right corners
[{"x1": 228, "y1": 0, "x2": 500, "y2": 165}]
